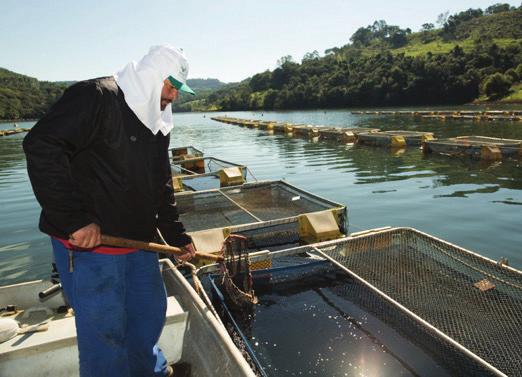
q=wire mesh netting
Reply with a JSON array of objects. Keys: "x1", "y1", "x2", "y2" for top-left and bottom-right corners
[
  {"x1": 306, "y1": 228, "x2": 522, "y2": 376},
  {"x1": 209, "y1": 258, "x2": 501, "y2": 377},
  {"x1": 222, "y1": 182, "x2": 334, "y2": 221},
  {"x1": 176, "y1": 191, "x2": 258, "y2": 231},
  {"x1": 171, "y1": 157, "x2": 248, "y2": 191},
  {"x1": 232, "y1": 221, "x2": 302, "y2": 252},
  {"x1": 220, "y1": 235, "x2": 258, "y2": 308},
  {"x1": 177, "y1": 181, "x2": 345, "y2": 232},
  {"x1": 172, "y1": 157, "x2": 245, "y2": 176},
  {"x1": 179, "y1": 175, "x2": 223, "y2": 192}
]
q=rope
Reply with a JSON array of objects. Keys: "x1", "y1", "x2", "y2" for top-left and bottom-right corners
[{"x1": 217, "y1": 189, "x2": 262, "y2": 222}]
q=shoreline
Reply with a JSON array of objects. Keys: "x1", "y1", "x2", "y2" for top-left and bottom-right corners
[
  {"x1": 5, "y1": 99, "x2": 522, "y2": 118},
  {"x1": 471, "y1": 99, "x2": 522, "y2": 105},
  {"x1": 172, "y1": 101, "x2": 522, "y2": 113},
  {"x1": 0, "y1": 118, "x2": 37, "y2": 124}
]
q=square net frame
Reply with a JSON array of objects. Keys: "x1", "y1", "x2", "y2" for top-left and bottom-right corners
[
  {"x1": 169, "y1": 146, "x2": 204, "y2": 162},
  {"x1": 176, "y1": 180, "x2": 347, "y2": 232},
  {"x1": 319, "y1": 127, "x2": 380, "y2": 140},
  {"x1": 205, "y1": 252, "x2": 506, "y2": 377},
  {"x1": 281, "y1": 227, "x2": 522, "y2": 376},
  {"x1": 171, "y1": 156, "x2": 246, "y2": 176},
  {"x1": 358, "y1": 131, "x2": 434, "y2": 146},
  {"x1": 425, "y1": 136, "x2": 522, "y2": 159},
  {"x1": 172, "y1": 157, "x2": 249, "y2": 191}
]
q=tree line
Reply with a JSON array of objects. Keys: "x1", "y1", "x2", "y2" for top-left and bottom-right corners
[
  {"x1": 210, "y1": 44, "x2": 522, "y2": 110},
  {"x1": 0, "y1": 69, "x2": 67, "y2": 120},
  {"x1": 201, "y1": 4, "x2": 522, "y2": 111}
]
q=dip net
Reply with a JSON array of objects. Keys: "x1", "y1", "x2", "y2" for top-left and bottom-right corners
[{"x1": 219, "y1": 235, "x2": 258, "y2": 308}]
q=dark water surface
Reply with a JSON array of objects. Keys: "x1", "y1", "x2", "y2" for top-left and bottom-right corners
[
  {"x1": 1, "y1": 107, "x2": 521, "y2": 285},
  {"x1": 219, "y1": 262, "x2": 453, "y2": 377}
]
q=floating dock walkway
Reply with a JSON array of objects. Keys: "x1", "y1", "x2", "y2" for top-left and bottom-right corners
[
  {"x1": 424, "y1": 136, "x2": 522, "y2": 160},
  {"x1": 357, "y1": 130, "x2": 434, "y2": 147},
  {"x1": 0, "y1": 128, "x2": 30, "y2": 137},
  {"x1": 211, "y1": 116, "x2": 522, "y2": 160},
  {"x1": 212, "y1": 116, "x2": 433, "y2": 147},
  {"x1": 212, "y1": 116, "x2": 383, "y2": 144},
  {"x1": 350, "y1": 110, "x2": 522, "y2": 122}
]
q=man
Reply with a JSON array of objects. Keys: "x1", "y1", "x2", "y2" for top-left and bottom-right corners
[{"x1": 23, "y1": 45, "x2": 196, "y2": 377}]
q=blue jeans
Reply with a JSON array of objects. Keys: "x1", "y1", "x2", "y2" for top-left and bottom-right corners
[{"x1": 51, "y1": 239, "x2": 169, "y2": 377}]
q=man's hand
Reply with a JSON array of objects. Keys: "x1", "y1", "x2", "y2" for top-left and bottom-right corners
[
  {"x1": 176, "y1": 243, "x2": 196, "y2": 262},
  {"x1": 69, "y1": 223, "x2": 101, "y2": 249}
]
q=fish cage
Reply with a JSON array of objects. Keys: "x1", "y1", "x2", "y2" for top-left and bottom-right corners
[
  {"x1": 242, "y1": 121, "x2": 260, "y2": 129},
  {"x1": 423, "y1": 136, "x2": 522, "y2": 160},
  {"x1": 0, "y1": 128, "x2": 30, "y2": 137},
  {"x1": 268, "y1": 122, "x2": 292, "y2": 133},
  {"x1": 175, "y1": 180, "x2": 347, "y2": 234},
  {"x1": 318, "y1": 127, "x2": 380, "y2": 143},
  {"x1": 485, "y1": 110, "x2": 522, "y2": 116},
  {"x1": 357, "y1": 130, "x2": 434, "y2": 147},
  {"x1": 231, "y1": 119, "x2": 248, "y2": 126},
  {"x1": 203, "y1": 227, "x2": 522, "y2": 377},
  {"x1": 187, "y1": 208, "x2": 347, "y2": 256},
  {"x1": 290, "y1": 124, "x2": 321, "y2": 138},
  {"x1": 256, "y1": 121, "x2": 277, "y2": 131},
  {"x1": 172, "y1": 156, "x2": 243, "y2": 176},
  {"x1": 172, "y1": 157, "x2": 249, "y2": 191},
  {"x1": 169, "y1": 146, "x2": 204, "y2": 162}
]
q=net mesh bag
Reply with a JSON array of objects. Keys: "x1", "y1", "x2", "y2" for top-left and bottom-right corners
[{"x1": 219, "y1": 235, "x2": 258, "y2": 307}]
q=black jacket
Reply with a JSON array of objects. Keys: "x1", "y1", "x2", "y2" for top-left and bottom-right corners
[{"x1": 23, "y1": 77, "x2": 191, "y2": 247}]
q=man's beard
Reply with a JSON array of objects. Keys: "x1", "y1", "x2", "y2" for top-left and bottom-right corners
[{"x1": 160, "y1": 98, "x2": 171, "y2": 111}]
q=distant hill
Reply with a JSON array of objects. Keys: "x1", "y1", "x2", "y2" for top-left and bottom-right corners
[
  {"x1": 48, "y1": 78, "x2": 228, "y2": 93},
  {"x1": 186, "y1": 78, "x2": 227, "y2": 92},
  {"x1": 0, "y1": 68, "x2": 67, "y2": 120},
  {"x1": 451, "y1": 6, "x2": 522, "y2": 40},
  {"x1": 199, "y1": 4, "x2": 522, "y2": 111},
  {"x1": 3, "y1": 4, "x2": 522, "y2": 118},
  {"x1": 0, "y1": 70, "x2": 228, "y2": 120},
  {"x1": 172, "y1": 78, "x2": 232, "y2": 112}
]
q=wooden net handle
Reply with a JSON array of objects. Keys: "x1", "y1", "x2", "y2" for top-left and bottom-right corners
[{"x1": 101, "y1": 235, "x2": 222, "y2": 262}]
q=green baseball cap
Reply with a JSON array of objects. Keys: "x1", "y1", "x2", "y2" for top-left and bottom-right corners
[{"x1": 168, "y1": 75, "x2": 196, "y2": 96}]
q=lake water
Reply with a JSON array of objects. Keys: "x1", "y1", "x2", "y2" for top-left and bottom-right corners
[
  {"x1": 216, "y1": 261, "x2": 454, "y2": 376},
  {"x1": 1, "y1": 107, "x2": 521, "y2": 286}
]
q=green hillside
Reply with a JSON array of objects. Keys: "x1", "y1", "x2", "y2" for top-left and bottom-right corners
[
  {"x1": 0, "y1": 70, "x2": 228, "y2": 120},
  {"x1": 172, "y1": 78, "x2": 230, "y2": 112},
  {"x1": 2, "y1": 3, "x2": 522, "y2": 118},
  {"x1": 195, "y1": 4, "x2": 522, "y2": 111},
  {"x1": 186, "y1": 78, "x2": 227, "y2": 92},
  {"x1": 0, "y1": 68, "x2": 67, "y2": 120}
]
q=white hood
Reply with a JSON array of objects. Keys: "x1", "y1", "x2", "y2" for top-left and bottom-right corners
[{"x1": 114, "y1": 45, "x2": 190, "y2": 136}]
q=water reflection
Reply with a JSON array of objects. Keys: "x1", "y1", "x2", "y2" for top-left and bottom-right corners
[
  {"x1": 268, "y1": 135, "x2": 522, "y2": 195},
  {"x1": 0, "y1": 134, "x2": 28, "y2": 181},
  {"x1": 223, "y1": 263, "x2": 451, "y2": 377},
  {"x1": 204, "y1": 111, "x2": 522, "y2": 267},
  {"x1": 1, "y1": 111, "x2": 522, "y2": 286}
]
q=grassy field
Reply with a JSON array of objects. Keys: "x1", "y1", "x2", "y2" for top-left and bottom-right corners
[
  {"x1": 501, "y1": 83, "x2": 522, "y2": 102},
  {"x1": 475, "y1": 82, "x2": 522, "y2": 103},
  {"x1": 354, "y1": 38, "x2": 522, "y2": 59},
  {"x1": 392, "y1": 38, "x2": 521, "y2": 57}
]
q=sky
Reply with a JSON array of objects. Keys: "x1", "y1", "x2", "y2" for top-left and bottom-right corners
[{"x1": 1, "y1": 0, "x2": 520, "y2": 83}]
